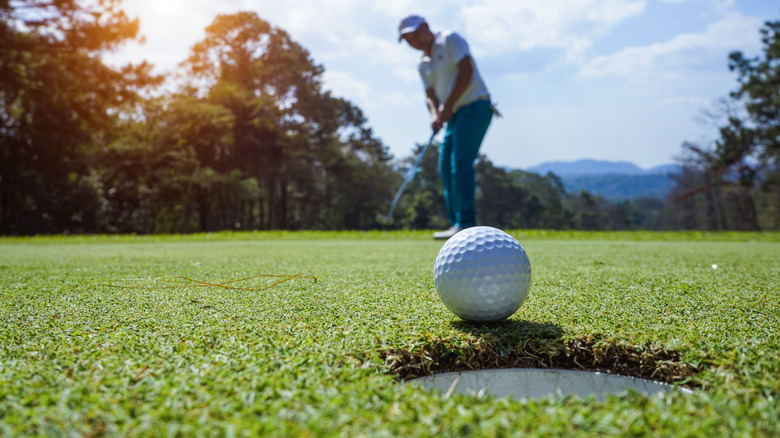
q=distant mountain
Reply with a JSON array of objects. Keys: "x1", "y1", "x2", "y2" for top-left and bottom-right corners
[
  {"x1": 645, "y1": 164, "x2": 682, "y2": 175},
  {"x1": 524, "y1": 159, "x2": 682, "y2": 200},
  {"x1": 562, "y1": 174, "x2": 676, "y2": 200},
  {"x1": 527, "y1": 159, "x2": 681, "y2": 176}
]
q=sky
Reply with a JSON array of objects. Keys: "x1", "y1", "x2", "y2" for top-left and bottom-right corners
[{"x1": 107, "y1": 0, "x2": 779, "y2": 170}]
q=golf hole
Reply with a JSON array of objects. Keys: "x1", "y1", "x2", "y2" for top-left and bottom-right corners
[{"x1": 408, "y1": 368, "x2": 691, "y2": 401}]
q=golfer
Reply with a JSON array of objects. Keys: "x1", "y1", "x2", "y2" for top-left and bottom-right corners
[{"x1": 398, "y1": 15, "x2": 495, "y2": 240}]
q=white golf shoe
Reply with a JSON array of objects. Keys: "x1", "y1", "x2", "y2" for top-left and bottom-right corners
[{"x1": 433, "y1": 225, "x2": 463, "y2": 240}]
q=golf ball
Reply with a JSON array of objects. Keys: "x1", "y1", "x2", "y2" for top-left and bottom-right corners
[{"x1": 433, "y1": 226, "x2": 532, "y2": 322}]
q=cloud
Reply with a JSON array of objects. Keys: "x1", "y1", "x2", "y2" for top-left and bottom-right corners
[
  {"x1": 655, "y1": 96, "x2": 712, "y2": 108},
  {"x1": 370, "y1": 0, "x2": 424, "y2": 17},
  {"x1": 461, "y1": 0, "x2": 647, "y2": 60},
  {"x1": 579, "y1": 12, "x2": 762, "y2": 78},
  {"x1": 208, "y1": 0, "x2": 420, "y2": 80},
  {"x1": 380, "y1": 91, "x2": 418, "y2": 106},
  {"x1": 322, "y1": 70, "x2": 375, "y2": 108},
  {"x1": 657, "y1": 0, "x2": 735, "y2": 12}
]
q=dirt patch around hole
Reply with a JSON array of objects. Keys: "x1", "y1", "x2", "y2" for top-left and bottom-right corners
[{"x1": 381, "y1": 334, "x2": 700, "y2": 388}]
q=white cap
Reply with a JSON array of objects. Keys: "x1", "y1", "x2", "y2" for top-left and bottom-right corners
[{"x1": 398, "y1": 15, "x2": 426, "y2": 41}]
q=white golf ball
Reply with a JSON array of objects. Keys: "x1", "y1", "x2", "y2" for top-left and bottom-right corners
[{"x1": 433, "y1": 226, "x2": 532, "y2": 322}]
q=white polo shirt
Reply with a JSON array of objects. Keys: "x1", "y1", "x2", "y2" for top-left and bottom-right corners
[{"x1": 418, "y1": 31, "x2": 490, "y2": 114}]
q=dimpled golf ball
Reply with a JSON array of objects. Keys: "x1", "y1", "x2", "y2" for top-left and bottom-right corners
[{"x1": 433, "y1": 226, "x2": 531, "y2": 322}]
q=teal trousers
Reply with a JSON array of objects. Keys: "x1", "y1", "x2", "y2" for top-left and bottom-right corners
[{"x1": 439, "y1": 99, "x2": 493, "y2": 228}]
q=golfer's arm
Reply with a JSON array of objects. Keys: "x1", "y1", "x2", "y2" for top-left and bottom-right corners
[
  {"x1": 443, "y1": 56, "x2": 474, "y2": 112},
  {"x1": 425, "y1": 88, "x2": 440, "y2": 118}
]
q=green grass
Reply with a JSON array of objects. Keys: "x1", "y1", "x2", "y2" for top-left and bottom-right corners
[{"x1": 1, "y1": 231, "x2": 778, "y2": 436}]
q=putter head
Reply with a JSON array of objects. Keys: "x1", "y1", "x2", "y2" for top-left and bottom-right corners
[{"x1": 376, "y1": 213, "x2": 393, "y2": 223}]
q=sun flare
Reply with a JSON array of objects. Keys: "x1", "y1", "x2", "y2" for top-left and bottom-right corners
[{"x1": 149, "y1": 0, "x2": 184, "y2": 15}]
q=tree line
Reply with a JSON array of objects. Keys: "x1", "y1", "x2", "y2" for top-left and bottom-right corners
[
  {"x1": 669, "y1": 17, "x2": 780, "y2": 231},
  {"x1": 1, "y1": 1, "x2": 778, "y2": 234},
  {"x1": 1, "y1": 2, "x2": 396, "y2": 234}
]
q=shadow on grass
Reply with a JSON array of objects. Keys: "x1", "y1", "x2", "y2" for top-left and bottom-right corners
[
  {"x1": 450, "y1": 319, "x2": 564, "y2": 343},
  {"x1": 382, "y1": 320, "x2": 700, "y2": 386}
]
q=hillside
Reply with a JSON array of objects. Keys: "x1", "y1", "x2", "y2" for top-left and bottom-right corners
[
  {"x1": 527, "y1": 159, "x2": 681, "y2": 176},
  {"x1": 525, "y1": 159, "x2": 681, "y2": 200},
  {"x1": 562, "y1": 173, "x2": 676, "y2": 200}
]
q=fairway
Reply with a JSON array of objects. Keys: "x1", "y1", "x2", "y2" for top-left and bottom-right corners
[{"x1": 1, "y1": 232, "x2": 778, "y2": 436}]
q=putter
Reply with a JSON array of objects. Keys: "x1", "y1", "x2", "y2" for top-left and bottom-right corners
[{"x1": 378, "y1": 132, "x2": 437, "y2": 222}]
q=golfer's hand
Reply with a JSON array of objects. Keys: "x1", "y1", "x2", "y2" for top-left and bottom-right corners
[
  {"x1": 432, "y1": 106, "x2": 453, "y2": 134},
  {"x1": 432, "y1": 119, "x2": 444, "y2": 134}
]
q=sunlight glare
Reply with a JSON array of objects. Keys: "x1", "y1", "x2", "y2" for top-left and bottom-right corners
[{"x1": 149, "y1": 0, "x2": 185, "y2": 15}]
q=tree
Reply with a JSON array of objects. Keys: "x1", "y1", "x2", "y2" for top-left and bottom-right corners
[
  {"x1": 321, "y1": 98, "x2": 396, "y2": 229},
  {"x1": 0, "y1": 0, "x2": 157, "y2": 234},
  {"x1": 728, "y1": 19, "x2": 780, "y2": 166},
  {"x1": 181, "y1": 12, "x2": 392, "y2": 230},
  {"x1": 669, "y1": 17, "x2": 780, "y2": 230},
  {"x1": 99, "y1": 95, "x2": 249, "y2": 233},
  {"x1": 396, "y1": 141, "x2": 446, "y2": 229},
  {"x1": 510, "y1": 171, "x2": 569, "y2": 229},
  {"x1": 629, "y1": 197, "x2": 666, "y2": 230},
  {"x1": 564, "y1": 191, "x2": 607, "y2": 230},
  {"x1": 476, "y1": 157, "x2": 530, "y2": 229},
  {"x1": 727, "y1": 17, "x2": 780, "y2": 229},
  {"x1": 670, "y1": 142, "x2": 728, "y2": 230}
]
